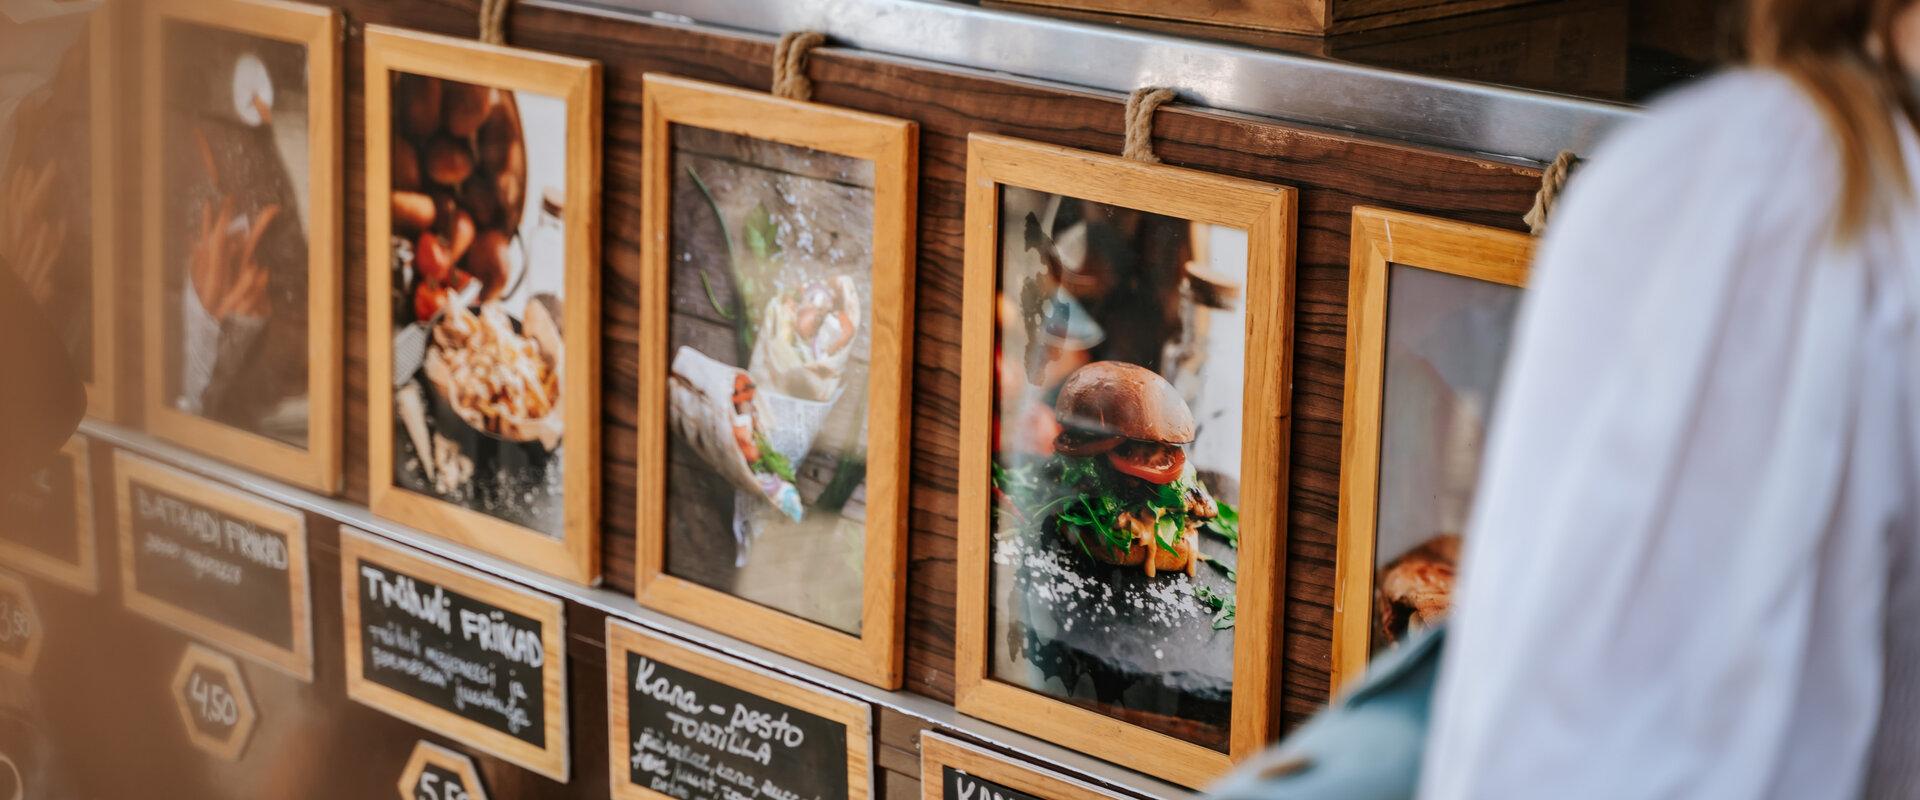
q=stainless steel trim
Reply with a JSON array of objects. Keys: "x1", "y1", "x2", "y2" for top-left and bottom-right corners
[
  {"x1": 80, "y1": 420, "x2": 1195, "y2": 800},
  {"x1": 539, "y1": 0, "x2": 1638, "y2": 163}
]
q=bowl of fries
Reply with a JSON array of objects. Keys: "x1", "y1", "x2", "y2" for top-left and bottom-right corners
[{"x1": 418, "y1": 294, "x2": 564, "y2": 475}]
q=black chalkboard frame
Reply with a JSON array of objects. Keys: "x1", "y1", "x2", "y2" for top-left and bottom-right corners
[
  {"x1": 340, "y1": 527, "x2": 571, "y2": 782},
  {"x1": 113, "y1": 451, "x2": 315, "y2": 681},
  {"x1": 919, "y1": 732, "x2": 1127, "y2": 800},
  {"x1": 399, "y1": 740, "x2": 491, "y2": 800},
  {"x1": 604, "y1": 617, "x2": 875, "y2": 800},
  {"x1": 0, "y1": 435, "x2": 99, "y2": 594}
]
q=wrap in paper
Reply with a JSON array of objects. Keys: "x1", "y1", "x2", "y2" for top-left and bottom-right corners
[
  {"x1": 748, "y1": 275, "x2": 862, "y2": 402},
  {"x1": 669, "y1": 346, "x2": 805, "y2": 521}
]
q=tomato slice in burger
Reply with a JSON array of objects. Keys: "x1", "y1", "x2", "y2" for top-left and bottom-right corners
[{"x1": 1107, "y1": 440, "x2": 1186, "y2": 484}]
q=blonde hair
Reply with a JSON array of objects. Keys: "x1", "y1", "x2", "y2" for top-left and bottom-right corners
[{"x1": 1746, "y1": 0, "x2": 1920, "y2": 237}]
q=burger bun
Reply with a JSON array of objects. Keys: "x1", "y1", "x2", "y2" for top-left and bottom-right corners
[{"x1": 1054, "y1": 361, "x2": 1195, "y2": 445}]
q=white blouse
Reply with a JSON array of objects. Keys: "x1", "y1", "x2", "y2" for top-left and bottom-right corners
[{"x1": 1419, "y1": 70, "x2": 1920, "y2": 799}]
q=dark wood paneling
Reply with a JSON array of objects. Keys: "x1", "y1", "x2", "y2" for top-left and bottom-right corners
[
  {"x1": 323, "y1": 0, "x2": 1538, "y2": 719},
  {"x1": 33, "y1": 2, "x2": 1548, "y2": 794},
  {"x1": 34, "y1": 6, "x2": 1543, "y2": 798}
]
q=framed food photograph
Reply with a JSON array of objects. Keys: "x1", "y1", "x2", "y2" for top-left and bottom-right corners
[
  {"x1": 954, "y1": 133, "x2": 1295, "y2": 788},
  {"x1": 140, "y1": 0, "x2": 342, "y2": 492},
  {"x1": 920, "y1": 732, "x2": 1128, "y2": 800},
  {"x1": 1331, "y1": 207, "x2": 1532, "y2": 691},
  {"x1": 635, "y1": 74, "x2": 917, "y2": 688},
  {"x1": 0, "y1": 3, "x2": 120, "y2": 420},
  {"x1": 364, "y1": 26, "x2": 601, "y2": 584}
]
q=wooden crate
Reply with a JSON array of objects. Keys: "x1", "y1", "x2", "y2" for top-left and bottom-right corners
[{"x1": 995, "y1": 0, "x2": 1545, "y2": 35}]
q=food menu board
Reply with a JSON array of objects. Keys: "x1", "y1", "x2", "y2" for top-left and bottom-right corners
[
  {"x1": 0, "y1": 435, "x2": 96, "y2": 593},
  {"x1": 919, "y1": 733, "x2": 1128, "y2": 800},
  {"x1": 605, "y1": 619, "x2": 872, "y2": 800},
  {"x1": 113, "y1": 450, "x2": 313, "y2": 680},
  {"x1": 341, "y1": 528, "x2": 569, "y2": 781},
  {"x1": 942, "y1": 767, "x2": 1045, "y2": 800}
]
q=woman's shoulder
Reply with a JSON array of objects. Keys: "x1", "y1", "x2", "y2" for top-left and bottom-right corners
[
  {"x1": 1554, "y1": 69, "x2": 1842, "y2": 243},
  {"x1": 1596, "y1": 69, "x2": 1837, "y2": 177}
]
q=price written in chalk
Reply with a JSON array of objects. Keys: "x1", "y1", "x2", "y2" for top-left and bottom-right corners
[
  {"x1": 0, "y1": 597, "x2": 32, "y2": 651},
  {"x1": 413, "y1": 764, "x2": 476, "y2": 800},
  {"x1": 188, "y1": 669, "x2": 241, "y2": 729},
  {"x1": 0, "y1": 574, "x2": 40, "y2": 673},
  {"x1": 398, "y1": 741, "x2": 490, "y2": 800},
  {"x1": 171, "y1": 644, "x2": 258, "y2": 761}
]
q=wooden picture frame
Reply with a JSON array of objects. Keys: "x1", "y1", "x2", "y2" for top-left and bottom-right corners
[
  {"x1": 0, "y1": 434, "x2": 98, "y2": 594},
  {"x1": 920, "y1": 733, "x2": 1128, "y2": 800},
  {"x1": 634, "y1": 74, "x2": 917, "y2": 688},
  {"x1": 604, "y1": 617, "x2": 875, "y2": 800},
  {"x1": 139, "y1": 0, "x2": 343, "y2": 493},
  {"x1": 114, "y1": 450, "x2": 314, "y2": 681},
  {"x1": 85, "y1": 4, "x2": 119, "y2": 421},
  {"x1": 340, "y1": 527, "x2": 570, "y2": 781},
  {"x1": 1331, "y1": 206, "x2": 1533, "y2": 692},
  {"x1": 364, "y1": 26, "x2": 602, "y2": 585},
  {"x1": 954, "y1": 133, "x2": 1295, "y2": 789}
]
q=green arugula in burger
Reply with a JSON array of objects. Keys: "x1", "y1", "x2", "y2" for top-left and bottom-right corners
[{"x1": 1000, "y1": 360, "x2": 1237, "y2": 578}]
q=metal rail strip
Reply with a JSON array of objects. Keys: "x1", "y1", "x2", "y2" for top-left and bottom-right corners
[
  {"x1": 539, "y1": 0, "x2": 1639, "y2": 164},
  {"x1": 80, "y1": 420, "x2": 1195, "y2": 800}
]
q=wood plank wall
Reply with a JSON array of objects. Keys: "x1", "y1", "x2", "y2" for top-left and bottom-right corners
[
  {"x1": 323, "y1": 0, "x2": 1543, "y2": 724},
  {"x1": 29, "y1": 2, "x2": 1546, "y2": 797}
]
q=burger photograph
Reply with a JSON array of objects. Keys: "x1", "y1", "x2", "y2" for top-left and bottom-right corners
[
  {"x1": 987, "y1": 186, "x2": 1250, "y2": 751},
  {"x1": 1333, "y1": 208, "x2": 1530, "y2": 691},
  {"x1": 1368, "y1": 265, "x2": 1519, "y2": 651},
  {"x1": 366, "y1": 27, "x2": 599, "y2": 582},
  {"x1": 660, "y1": 124, "x2": 879, "y2": 635}
]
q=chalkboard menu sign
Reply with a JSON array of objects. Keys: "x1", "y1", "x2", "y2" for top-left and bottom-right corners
[
  {"x1": 113, "y1": 451, "x2": 313, "y2": 680},
  {"x1": 0, "y1": 573, "x2": 41, "y2": 675},
  {"x1": 605, "y1": 619, "x2": 872, "y2": 800},
  {"x1": 0, "y1": 436, "x2": 96, "y2": 593},
  {"x1": 341, "y1": 528, "x2": 569, "y2": 781},
  {"x1": 942, "y1": 768, "x2": 1045, "y2": 800},
  {"x1": 170, "y1": 643, "x2": 258, "y2": 761},
  {"x1": 918, "y1": 733, "x2": 1125, "y2": 800},
  {"x1": 400, "y1": 741, "x2": 489, "y2": 800}
]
